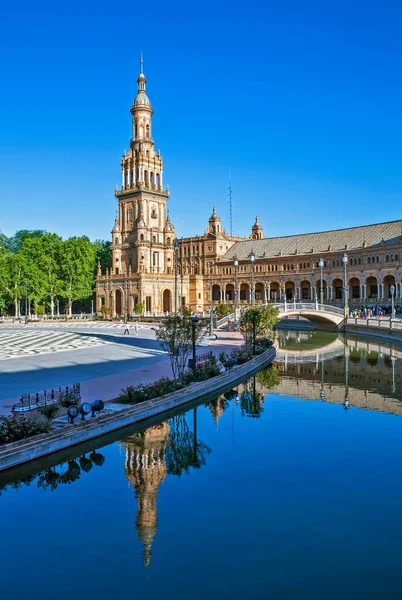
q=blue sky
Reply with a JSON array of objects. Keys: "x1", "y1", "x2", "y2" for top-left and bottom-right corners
[{"x1": 0, "y1": 0, "x2": 401, "y2": 241}]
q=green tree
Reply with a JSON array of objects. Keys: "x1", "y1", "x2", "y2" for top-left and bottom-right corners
[
  {"x1": 239, "y1": 305, "x2": 280, "y2": 343},
  {"x1": 19, "y1": 233, "x2": 63, "y2": 316},
  {"x1": 135, "y1": 302, "x2": 144, "y2": 315},
  {"x1": 60, "y1": 237, "x2": 96, "y2": 316},
  {"x1": 0, "y1": 234, "x2": 11, "y2": 314},
  {"x1": 155, "y1": 315, "x2": 207, "y2": 379},
  {"x1": 93, "y1": 239, "x2": 112, "y2": 273}
]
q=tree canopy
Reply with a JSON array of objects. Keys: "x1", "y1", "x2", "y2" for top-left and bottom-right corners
[{"x1": 0, "y1": 229, "x2": 111, "y2": 316}]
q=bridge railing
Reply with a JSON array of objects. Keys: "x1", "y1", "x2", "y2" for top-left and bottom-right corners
[
  {"x1": 276, "y1": 347, "x2": 345, "y2": 363},
  {"x1": 216, "y1": 313, "x2": 235, "y2": 328},
  {"x1": 272, "y1": 302, "x2": 345, "y2": 316}
]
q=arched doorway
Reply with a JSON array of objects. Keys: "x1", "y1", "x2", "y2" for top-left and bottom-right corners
[
  {"x1": 300, "y1": 280, "x2": 311, "y2": 301},
  {"x1": 366, "y1": 276, "x2": 378, "y2": 299},
  {"x1": 225, "y1": 284, "x2": 234, "y2": 302},
  {"x1": 285, "y1": 281, "x2": 295, "y2": 301},
  {"x1": 332, "y1": 278, "x2": 343, "y2": 300},
  {"x1": 270, "y1": 282, "x2": 280, "y2": 301},
  {"x1": 115, "y1": 289, "x2": 122, "y2": 316},
  {"x1": 240, "y1": 283, "x2": 250, "y2": 301},
  {"x1": 349, "y1": 277, "x2": 360, "y2": 300},
  {"x1": 212, "y1": 284, "x2": 221, "y2": 302},
  {"x1": 255, "y1": 282, "x2": 265, "y2": 302},
  {"x1": 163, "y1": 289, "x2": 172, "y2": 313},
  {"x1": 384, "y1": 274, "x2": 396, "y2": 299}
]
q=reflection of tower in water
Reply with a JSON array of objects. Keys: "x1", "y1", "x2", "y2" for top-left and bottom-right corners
[{"x1": 123, "y1": 422, "x2": 169, "y2": 567}]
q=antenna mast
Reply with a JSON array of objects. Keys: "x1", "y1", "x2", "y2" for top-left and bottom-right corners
[{"x1": 227, "y1": 171, "x2": 233, "y2": 236}]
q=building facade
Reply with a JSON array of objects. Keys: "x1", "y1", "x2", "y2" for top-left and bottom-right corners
[{"x1": 97, "y1": 64, "x2": 402, "y2": 315}]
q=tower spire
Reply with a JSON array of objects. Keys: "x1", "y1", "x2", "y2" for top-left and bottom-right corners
[{"x1": 140, "y1": 50, "x2": 144, "y2": 75}]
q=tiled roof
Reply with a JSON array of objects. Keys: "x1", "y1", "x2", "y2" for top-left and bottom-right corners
[{"x1": 224, "y1": 220, "x2": 402, "y2": 261}]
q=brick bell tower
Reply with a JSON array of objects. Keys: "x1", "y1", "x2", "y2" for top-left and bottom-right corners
[{"x1": 97, "y1": 55, "x2": 178, "y2": 316}]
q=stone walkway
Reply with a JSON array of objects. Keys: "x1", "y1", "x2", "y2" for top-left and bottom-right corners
[{"x1": 1, "y1": 331, "x2": 243, "y2": 415}]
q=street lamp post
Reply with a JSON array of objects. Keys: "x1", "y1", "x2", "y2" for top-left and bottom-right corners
[
  {"x1": 24, "y1": 280, "x2": 28, "y2": 324},
  {"x1": 174, "y1": 240, "x2": 179, "y2": 314},
  {"x1": 234, "y1": 257, "x2": 239, "y2": 318},
  {"x1": 263, "y1": 279, "x2": 269, "y2": 305},
  {"x1": 390, "y1": 284, "x2": 395, "y2": 321},
  {"x1": 342, "y1": 253, "x2": 348, "y2": 318},
  {"x1": 57, "y1": 298, "x2": 60, "y2": 318},
  {"x1": 191, "y1": 315, "x2": 199, "y2": 378},
  {"x1": 280, "y1": 277, "x2": 284, "y2": 305},
  {"x1": 180, "y1": 273, "x2": 184, "y2": 311},
  {"x1": 250, "y1": 251, "x2": 255, "y2": 307},
  {"x1": 319, "y1": 258, "x2": 324, "y2": 305},
  {"x1": 209, "y1": 262, "x2": 214, "y2": 336},
  {"x1": 252, "y1": 310, "x2": 256, "y2": 355}
]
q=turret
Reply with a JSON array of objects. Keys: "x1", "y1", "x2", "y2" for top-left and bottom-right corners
[
  {"x1": 251, "y1": 214, "x2": 264, "y2": 240},
  {"x1": 208, "y1": 205, "x2": 222, "y2": 235}
]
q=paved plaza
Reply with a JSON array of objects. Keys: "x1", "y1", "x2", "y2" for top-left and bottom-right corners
[
  {"x1": 0, "y1": 322, "x2": 166, "y2": 410},
  {"x1": 0, "y1": 321, "x2": 242, "y2": 415}
]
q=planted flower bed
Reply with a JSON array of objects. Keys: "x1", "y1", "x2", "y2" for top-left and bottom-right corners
[{"x1": 119, "y1": 341, "x2": 272, "y2": 406}]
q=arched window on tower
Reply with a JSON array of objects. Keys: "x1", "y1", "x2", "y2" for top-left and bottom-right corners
[
  {"x1": 146, "y1": 124, "x2": 149, "y2": 138},
  {"x1": 150, "y1": 172, "x2": 154, "y2": 187},
  {"x1": 156, "y1": 173, "x2": 160, "y2": 188}
]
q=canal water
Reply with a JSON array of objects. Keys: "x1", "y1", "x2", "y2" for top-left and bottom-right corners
[{"x1": 1, "y1": 331, "x2": 402, "y2": 599}]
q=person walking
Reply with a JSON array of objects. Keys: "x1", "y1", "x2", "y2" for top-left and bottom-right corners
[
  {"x1": 134, "y1": 321, "x2": 139, "y2": 335},
  {"x1": 123, "y1": 315, "x2": 130, "y2": 335}
]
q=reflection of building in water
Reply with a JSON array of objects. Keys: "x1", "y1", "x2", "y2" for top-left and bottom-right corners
[
  {"x1": 271, "y1": 339, "x2": 402, "y2": 415},
  {"x1": 123, "y1": 423, "x2": 169, "y2": 566},
  {"x1": 208, "y1": 397, "x2": 228, "y2": 429}
]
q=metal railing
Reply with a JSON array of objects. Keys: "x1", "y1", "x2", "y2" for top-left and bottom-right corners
[
  {"x1": 272, "y1": 302, "x2": 345, "y2": 316},
  {"x1": 346, "y1": 316, "x2": 402, "y2": 331}
]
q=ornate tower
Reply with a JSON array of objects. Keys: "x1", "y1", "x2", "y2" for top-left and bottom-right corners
[
  {"x1": 111, "y1": 55, "x2": 174, "y2": 277},
  {"x1": 251, "y1": 215, "x2": 264, "y2": 240},
  {"x1": 97, "y1": 55, "x2": 178, "y2": 316}
]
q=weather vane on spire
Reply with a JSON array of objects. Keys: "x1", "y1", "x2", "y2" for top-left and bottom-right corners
[{"x1": 140, "y1": 50, "x2": 144, "y2": 74}]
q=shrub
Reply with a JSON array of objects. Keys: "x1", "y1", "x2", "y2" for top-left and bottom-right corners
[
  {"x1": 135, "y1": 302, "x2": 144, "y2": 315},
  {"x1": 218, "y1": 351, "x2": 229, "y2": 365},
  {"x1": 230, "y1": 346, "x2": 253, "y2": 364},
  {"x1": 0, "y1": 415, "x2": 50, "y2": 445},
  {"x1": 37, "y1": 403, "x2": 60, "y2": 421},
  {"x1": 119, "y1": 376, "x2": 187, "y2": 404},
  {"x1": 215, "y1": 304, "x2": 234, "y2": 319},
  {"x1": 59, "y1": 391, "x2": 79, "y2": 408}
]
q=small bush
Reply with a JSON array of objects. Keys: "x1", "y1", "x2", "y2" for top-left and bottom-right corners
[
  {"x1": 59, "y1": 391, "x2": 79, "y2": 408},
  {"x1": 119, "y1": 376, "x2": 187, "y2": 404},
  {"x1": 38, "y1": 403, "x2": 60, "y2": 421},
  {"x1": 0, "y1": 415, "x2": 50, "y2": 445}
]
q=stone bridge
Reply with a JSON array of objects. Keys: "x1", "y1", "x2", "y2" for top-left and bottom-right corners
[{"x1": 272, "y1": 302, "x2": 346, "y2": 327}]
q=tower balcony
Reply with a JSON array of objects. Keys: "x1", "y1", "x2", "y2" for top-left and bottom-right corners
[
  {"x1": 130, "y1": 136, "x2": 154, "y2": 145},
  {"x1": 116, "y1": 182, "x2": 169, "y2": 196}
]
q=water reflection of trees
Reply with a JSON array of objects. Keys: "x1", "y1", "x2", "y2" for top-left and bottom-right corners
[
  {"x1": 0, "y1": 451, "x2": 105, "y2": 496},
  {"x1": 166, "y1": 413, "x2": 212, "y2": 475}
]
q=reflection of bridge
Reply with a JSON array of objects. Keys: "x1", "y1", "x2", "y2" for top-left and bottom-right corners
[
  {"x1": 276, "y1": 335, "x2": 346, "y2": 364},
  {"x1": 273, "y1": 302, "x2": 345, "y2": 326}
]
